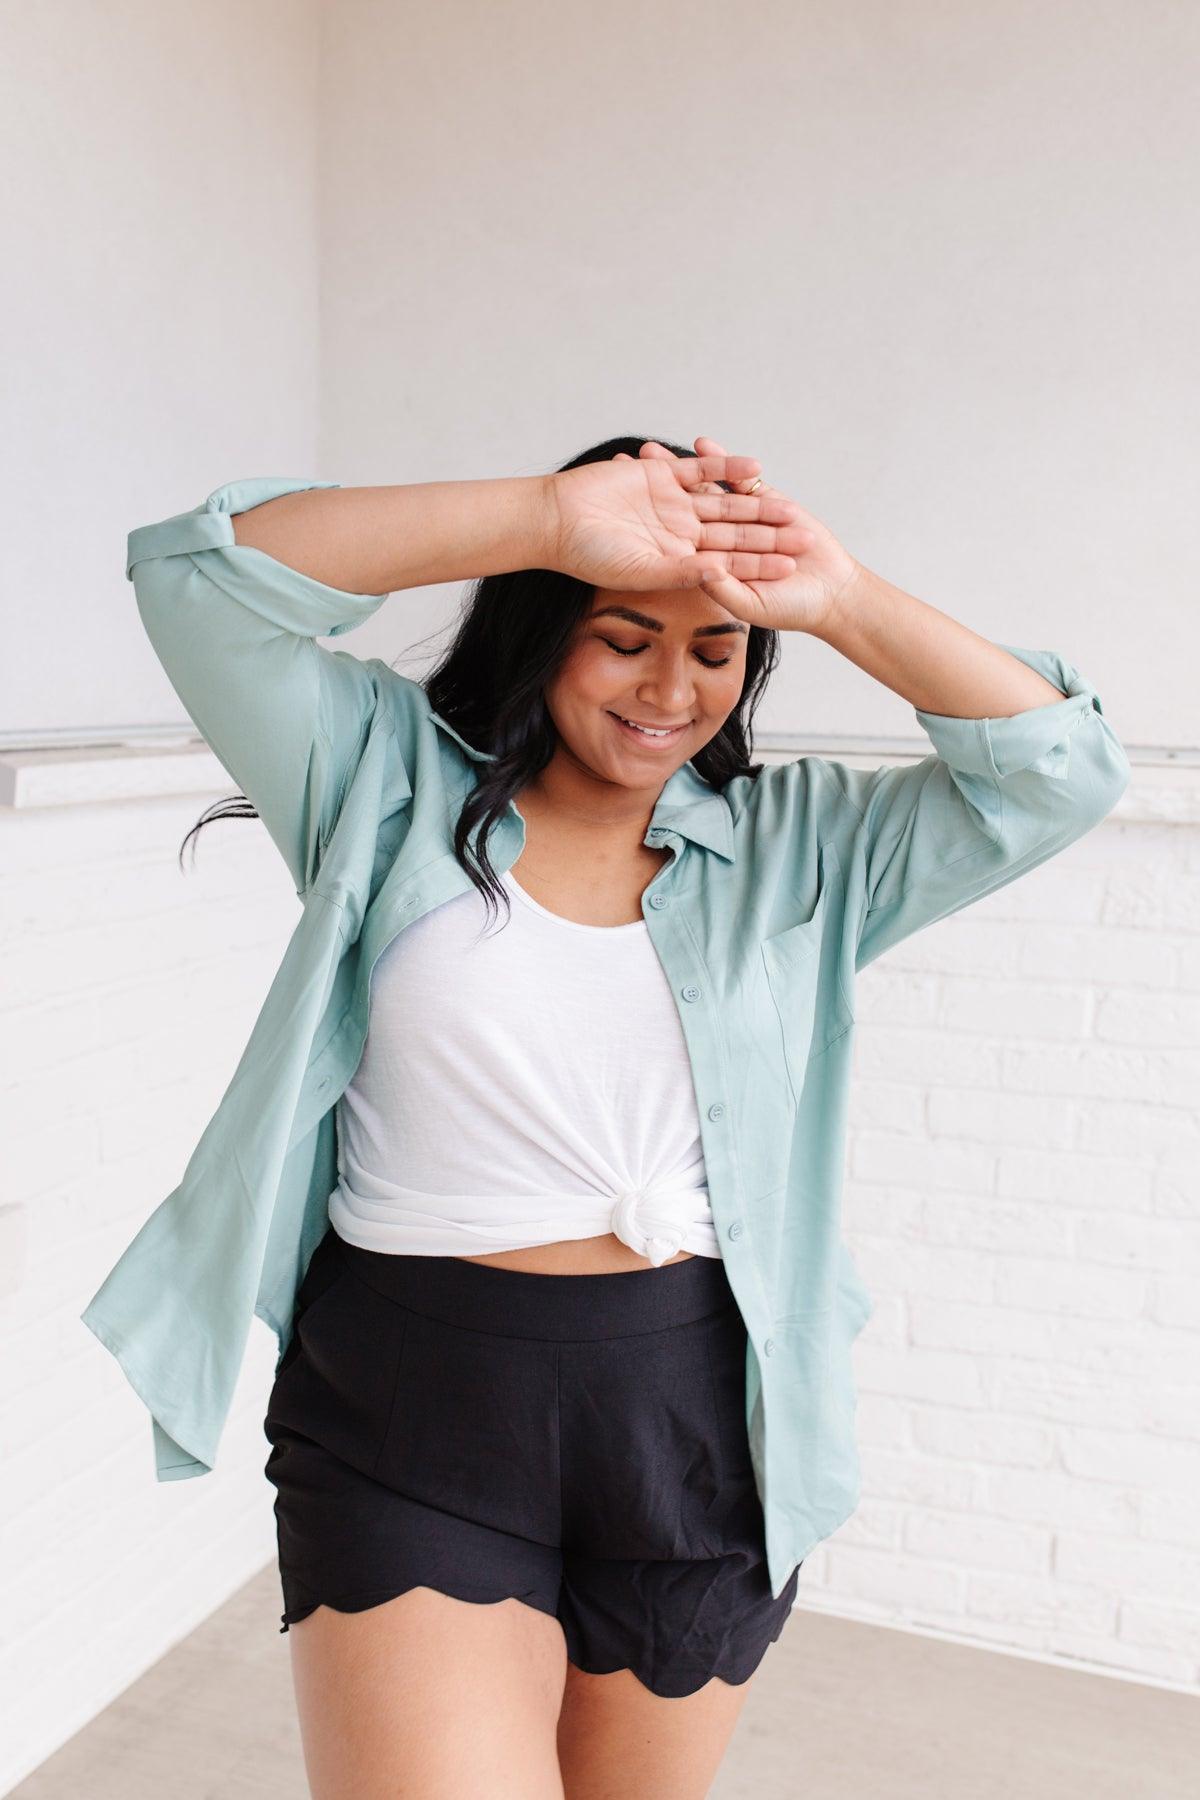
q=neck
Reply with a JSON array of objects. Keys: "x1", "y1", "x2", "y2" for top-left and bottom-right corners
[{"x1": 518, "y1": 746, "x2": 668, "y2": 839}]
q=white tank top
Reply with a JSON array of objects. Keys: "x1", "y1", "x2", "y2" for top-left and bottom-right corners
[{"x1": 328, "y1": 866, "x2": 720, "y2": 1266}]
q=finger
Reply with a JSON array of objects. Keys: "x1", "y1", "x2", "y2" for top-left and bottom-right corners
[
  {"x1": 693, "y1": 436, "x2": 737, "y2": 494},
  {"x1": 630, "y1": 438, "x2": 778, "y2": 509},
  {"x1": 641, "y1": 435, "x2": 726, "y2": 496},
  {"x1": 695, "y1": 436, "x2": 782, "y2": 501},
  {"x1": 673, "y1": 453, "x2": 764, "y2": 490},
  {"x1": 690, "y1": 493, "x2": 804, "y2": 529},
  {"x1": 676, "y1": 551, "x2": 797, "y2": 588},
  {"x1": 694, "y1": 564, "x2": 747, "y2": 601},
  {"x1": 642, "y1": 439, "x2": 720, "y2": 488},
  {"x1": 651, "y1": 430, "x2": 726, "y2": 489},
  {"x1": 694, "y1": 521, "x2": 810, "y2": 559}
]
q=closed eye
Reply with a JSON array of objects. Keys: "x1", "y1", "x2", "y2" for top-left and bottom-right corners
[{"x1": 599, "y1": 637, "x2": 732, "y2": 670}]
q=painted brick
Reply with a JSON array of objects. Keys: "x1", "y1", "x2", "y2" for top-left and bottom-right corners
[{"x1": 3, "y1": 781, "x2": 1196, "y2": 1759}]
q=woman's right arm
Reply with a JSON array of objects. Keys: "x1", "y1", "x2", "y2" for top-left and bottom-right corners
[
  {"x1": 126, "y1": 474, "x2": 549, "y2": 899},
  {"x1": 228, "y1": 475, "x2": 557, "y2": 593},
  {"x1": 129, "y1": 456, "x2": 791, "y2": 897}
]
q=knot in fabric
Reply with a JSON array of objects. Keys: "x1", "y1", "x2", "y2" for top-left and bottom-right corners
[{"x1": 609, "y1": 1186, "x2": 695, "y2": 1267}]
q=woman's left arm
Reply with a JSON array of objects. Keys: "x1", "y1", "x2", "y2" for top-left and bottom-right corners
[
  {"x1": 633, "y1": 436, "x2": 1131, "y2": 973},
  {"x1": 803, "y1": 565, "x2": 1132, "y2": 968},
  {"x1": 810, "y1": 561, "x2": 1069, "y2": 720}
]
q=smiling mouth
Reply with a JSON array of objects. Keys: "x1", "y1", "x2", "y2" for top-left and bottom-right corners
[{"x1": 608, "y1": 712, "x2": 692, "y2": 741}]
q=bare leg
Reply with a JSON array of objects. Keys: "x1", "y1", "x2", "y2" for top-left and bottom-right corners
[
  {"x1": 556, "y1": 1662, "x2": 757, "y2": 1800},
  {"x1": 288, "y1": 1585, "x2": 570, "y2": 1799}
]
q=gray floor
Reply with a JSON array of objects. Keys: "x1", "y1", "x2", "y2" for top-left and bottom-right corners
[{"x1": 11, "y1": 1564, "x2": 1197, "y2": 1798}]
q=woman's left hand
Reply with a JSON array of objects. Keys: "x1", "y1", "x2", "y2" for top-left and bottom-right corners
[{"x1": 616, "y1": 436, "x2": 862, "y2": 635}]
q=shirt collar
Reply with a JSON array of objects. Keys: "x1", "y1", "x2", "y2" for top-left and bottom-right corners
[{"x1": 429, "y1": 708, "x2": 736, "y2": 863}]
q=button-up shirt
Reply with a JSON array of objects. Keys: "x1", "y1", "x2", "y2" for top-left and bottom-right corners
[{"x1": 81, "y1": 476, "x2": 1131, "y2": 1599}]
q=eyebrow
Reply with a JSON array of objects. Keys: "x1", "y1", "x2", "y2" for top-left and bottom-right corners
[{"x1": 589, "y1": 604, "x2": 748, "y2": 639}]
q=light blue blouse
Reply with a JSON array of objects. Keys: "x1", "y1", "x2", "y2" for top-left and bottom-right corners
[{"x1": 81, "y1": 476, "x2": 1131, "y2": 1599}]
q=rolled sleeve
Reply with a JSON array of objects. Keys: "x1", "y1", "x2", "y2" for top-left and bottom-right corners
[
  {"x1": 808, "y1": 644, "x2": 1130, "y2": 972},
  {"x1": 126, "y1": 477, "x2": 390, "y2": 638},
  {"x1": 126, "y1": 476, "x2": 401, "y2": 896},
  {"x1": 914, "y1": 646, "x2": 1106, "y2": 781}
]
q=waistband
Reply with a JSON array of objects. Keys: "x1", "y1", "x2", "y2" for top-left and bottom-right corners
[{"x1": 330, "y1": 1232, "x2": 738, "y2": 1341}]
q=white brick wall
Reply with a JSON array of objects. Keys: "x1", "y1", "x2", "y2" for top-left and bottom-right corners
[
  {"x1": 0, "y1": 780, "x2": 300, "y2": 1792},
  {"x1": 814, "y1": 808, "x2": 1200, "y2": 1690},
  {"x1": 1, "y1": 759, "x2": 1196, "y2": 1786}
]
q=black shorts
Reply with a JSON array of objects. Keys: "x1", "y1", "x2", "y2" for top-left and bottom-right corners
[{"x1": 262, "y1": 1225, "x2": 800, "y2": 1699}]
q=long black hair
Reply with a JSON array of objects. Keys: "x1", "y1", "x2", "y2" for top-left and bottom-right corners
[{"x1": 179, "y1": 435, "x2": 780, "y2": 921}]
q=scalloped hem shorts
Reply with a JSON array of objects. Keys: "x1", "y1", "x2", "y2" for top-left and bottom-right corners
[{"x1": 262, "y1": 1224, "x2": 801, "y2": 1699}]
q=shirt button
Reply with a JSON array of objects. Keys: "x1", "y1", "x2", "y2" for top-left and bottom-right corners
[
  {"x1": 727, "y1": 1220, "x2": 744, "y2": 1240},
  {"x1": 649, "y1": 893, "x2": 669, "y2": 910},
  {"x1": 681, "y1": 984, "x2": 702, "y2": 1002},
  {"x1": 764, "y1": 1337, "x2": 777, "y2": 1357},
  {"x1": 707, "y1": 1101, "x2": 725, "y2": 1121}
]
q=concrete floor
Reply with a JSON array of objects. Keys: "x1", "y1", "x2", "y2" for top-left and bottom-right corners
[{"x1": 10, "y1": 1564, "x2": 1197, "y2": 1798}]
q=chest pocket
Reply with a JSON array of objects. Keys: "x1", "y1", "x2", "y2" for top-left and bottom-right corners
[{"x1": 760, "y1": 840, "x2": 853, "y2": 1103}]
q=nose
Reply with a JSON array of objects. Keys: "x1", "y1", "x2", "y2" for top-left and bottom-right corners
[{"x1": 637, "y1": 653, "x2": 696, "y2": 717}]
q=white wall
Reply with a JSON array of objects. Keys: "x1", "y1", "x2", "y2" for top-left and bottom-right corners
[
  {"x1": 0, "y1": 782, "x2": 299, "y2": 1792},
  {"x1": 839, "y1": 804, "x2": 1200, "y2": 1672},
  {"x1": 314, "y1": 0, "x2": 1197, "y2": 750},
  {"x1": 1, "y1": 1, "x2": 323, "y2": 1788},
  {"x1": 0, "y1": 0, "x2": 323, "y2": 745},
  {"x1": 6, "y1": 0, "x2": 1197, "y2": 753},
  {"x1": 2, "y1": 0, "x2": 1198, "y2": 1790}
]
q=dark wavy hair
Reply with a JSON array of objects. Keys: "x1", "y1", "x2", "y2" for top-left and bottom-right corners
[{"x1": 180, "y1": 435, "x2": 781, "y2": 921}]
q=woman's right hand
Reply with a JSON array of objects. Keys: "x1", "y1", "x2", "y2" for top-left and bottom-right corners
[{"x1": 542, "y1": 448, "x2": 809, "y2": 592}]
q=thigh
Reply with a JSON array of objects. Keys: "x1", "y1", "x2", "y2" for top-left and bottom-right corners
[
  {"x1": 556, "y1": 1661, "x2": 755, "y2": 1800},
  {"x1": 289, "y1": 1585, "x2": 570, "y2": 1800}
]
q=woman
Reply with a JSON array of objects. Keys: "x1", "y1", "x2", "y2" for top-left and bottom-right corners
[{"x1": 82, "y1": 434, "x2": 1128, "y2": 1798}]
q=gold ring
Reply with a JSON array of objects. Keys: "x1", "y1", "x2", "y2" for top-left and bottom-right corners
[{"x1": 745, "y1": 476, "x2": 764, "y2": 493}]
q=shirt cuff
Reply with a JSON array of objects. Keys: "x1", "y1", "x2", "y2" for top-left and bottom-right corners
[
  {"x1": 125, "y1": 477, "x2": 339, "y2": 579},
  {"x1": 125, "y1": 477, "x2": 390, "y2": 639},
  {"x1": 912, "y1": 645, "x2": 1105, "y2": 780}
]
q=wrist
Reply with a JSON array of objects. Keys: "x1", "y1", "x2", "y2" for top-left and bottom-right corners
[
  {"x1": 808, "y1": 557, "x2": 878, "y2": 646},
  {"x1": 464, "y1": 474, "x2": 560, "y2": 578},
  {"x1": 527, "y1": 471, "x2": 562, "y2": 571}
]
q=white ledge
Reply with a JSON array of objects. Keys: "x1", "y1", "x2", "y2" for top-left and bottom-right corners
[
  {"x1": 0, "y1": 741, "x2": 231, "y2": 809},
  {"x1": 0, "y1": 736, "x2": 1196, "y2": 823}
]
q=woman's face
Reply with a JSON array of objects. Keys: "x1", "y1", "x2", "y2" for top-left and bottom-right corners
[{"x1": 541, "y1": 586, "x2": 749, "y2": 790}]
